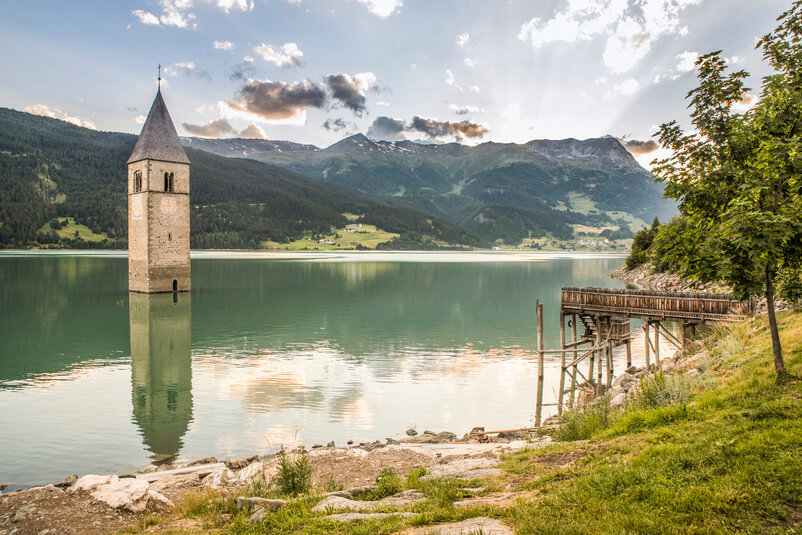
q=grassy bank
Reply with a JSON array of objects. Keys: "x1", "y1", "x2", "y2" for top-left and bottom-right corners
[{"x1": 125, "y1": 312, "x2": 802, "y2": 534}]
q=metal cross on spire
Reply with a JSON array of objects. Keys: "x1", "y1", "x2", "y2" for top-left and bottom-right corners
[{"x1": 157, "y1": 64, "x2": 162, "y2": 87}]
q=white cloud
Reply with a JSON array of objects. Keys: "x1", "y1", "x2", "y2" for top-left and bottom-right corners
[
  {"x1": 164, "y1": 61, "x2": 204, "y2": 78},
  {"x1": 456, "y1": 32, "x2": 470, "y2": 47},
  {"x1": 213, "y1": 40, "x2": 235, "y2": 51},
  {"x1": 355, "y1": 0, "x2": 402, "y2": 17},
  {"x1": 23, "y1": 104, "x2": 97, "y2": 129},
  {"x1": 135, "y1": 115, "x2": 147, "y2": 125},
  {"x1": 132, "y1": 0, "x2": 196, "y2": 29},
  {"x1": 675, "y1": 50, "x2": 699, "y2": 73},
  {"x1": 132, "y1": 9, "x2": 160, "y2": 25},
  {"x1": 445, "y1": 69, "x2": 462, "y2": 91},
  {"x1": 132, "y1": 0, "x2": 252, "y2": 29},
  {"x1": 377, "y1": 101, "x2": 390, "y2": 106},
  {"x1": 212, "y1": 0, "x2": 253, "y2": 12},
  {"x1": 243, "y1": 55, "x2": 254, "y2": 62},
  {"x1": 253, "y1": 42, "x2": 304, "y2": 67},
  {"x1": 449, "y1": 104, "x2": 484, "y2": 114},
  {"x1": 519, "y1": 0, "x2": 702, "y2": 74},
  {"x1": 239, "y1": 124, "x2": 267, "y2": 138},
  {"x1": 159, "y1": 0, "x2": 196, "y2": 29},
  {"x1": 464, "y1": 58, "x2": 478, "y2": 68},
  {"x1": 354, "y1": 72, "x2": 378, "y2": 91},
  {"x1": 469, "y1": 85, "x2": 481, "y2": 94}
]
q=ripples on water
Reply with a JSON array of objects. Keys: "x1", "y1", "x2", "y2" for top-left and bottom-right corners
[{"x1": 0, "y1": 251, "x2": 640, "y2": 488}]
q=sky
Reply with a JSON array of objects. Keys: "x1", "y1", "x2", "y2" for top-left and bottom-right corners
[{"x1": 0, "y1": 0, "x2": 791, "y2": 167}]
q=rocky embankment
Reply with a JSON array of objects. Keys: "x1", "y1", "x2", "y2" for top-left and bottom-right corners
[
  {"x1": 611, "y1": 264, "x2": 731, "y2": 294},
  {"x1": 0, "y1": 428, "x2": 545, "y2": 535},
  {"x1": 612, "y1": 263, "x2": 795, "y2": 313}
]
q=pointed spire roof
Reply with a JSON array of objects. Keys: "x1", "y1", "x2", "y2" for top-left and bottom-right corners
[{"x1": 127, "y1": 89, "x2": 190, "y2": 165}]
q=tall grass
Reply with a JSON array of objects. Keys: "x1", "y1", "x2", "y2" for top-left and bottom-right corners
[
  {"x1": 275, "y1": 449, "x2": 312, "y2": 496},
  {"x1": 633, "y1": 371, "x2": 689, "y2": 409},
  {"x1": 552, "y1": 397, "x2": 612, "y2": 441}
]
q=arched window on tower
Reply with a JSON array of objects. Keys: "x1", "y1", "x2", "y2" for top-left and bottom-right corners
[
  {"x1": 164, "y1": 172, "x2": 169, "y2": 192},
  {"x1": 133, "y1": 170, "x2": 142, "y2": 193},
  {"x1": 169, "y1": 172, "x2": 174, "y2": 192}
]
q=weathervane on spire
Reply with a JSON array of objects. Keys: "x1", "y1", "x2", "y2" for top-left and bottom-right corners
[{"x1": 157, "y1": 64, "x2": 162, "y2": 87}]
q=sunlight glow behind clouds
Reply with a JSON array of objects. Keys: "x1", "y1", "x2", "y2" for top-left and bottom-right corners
[{"x1": 519, "y1": 0, "x2": 703, "y2": 74}]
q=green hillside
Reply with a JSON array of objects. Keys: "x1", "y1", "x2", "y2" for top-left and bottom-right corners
[
  {"x1": 186, "y1": 133, "x2": 676, "y2": 244},
  {"x1": 0, "y1": 108, "x2": 483, "y2": 249}
]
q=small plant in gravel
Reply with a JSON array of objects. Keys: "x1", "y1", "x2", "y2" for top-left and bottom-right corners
[
  {"x1": 324, "y1": 476, "x2": 343, "y2": 492},
  {"x1": 275, "y1": 448, "x2": 312, "y2": 496},
  {"x1": 406, "y1": 466, "x2": 427, "y2": 488},
  {"x1": 370, "y1": 467, "x2": 402, "y2": 499},
  {"x1": 418, "y1": 478, "x2": 465, "y2": 508}
]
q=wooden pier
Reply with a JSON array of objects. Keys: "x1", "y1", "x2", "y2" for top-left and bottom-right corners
[{"x1": 533, "y1": 287, "x2": 753, "y2": 425}]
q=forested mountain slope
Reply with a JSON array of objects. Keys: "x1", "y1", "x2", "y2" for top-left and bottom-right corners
[
  {"x1": 185, "y1": 134, "x2": 676, "y2": 244},
  {"x1": 0, "y1": 108, "x2": 482, "y2": 249}
]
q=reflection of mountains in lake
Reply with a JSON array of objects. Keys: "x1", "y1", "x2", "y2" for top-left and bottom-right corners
[
  {"x1": 129, "y1": 292, "x2": 192, "y2": 464},
  {"x1": 0, "y1": 254, "x2": 625, "y2": 385},
  {"x1": 189, "y1": 257, "x2": 623, "y2": 355}
]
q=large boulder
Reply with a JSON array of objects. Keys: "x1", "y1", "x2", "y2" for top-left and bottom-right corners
[{"x1": 70, "y1": 474, "x2": 173, "y2": 512}]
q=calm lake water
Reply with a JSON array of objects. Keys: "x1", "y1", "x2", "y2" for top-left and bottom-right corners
[{"x1": 0, "y1": 251, "x2": 629, "y2": 488}]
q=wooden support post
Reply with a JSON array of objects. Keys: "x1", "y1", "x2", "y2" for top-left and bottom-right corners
[
  {"x1": 681, "y1": 321, "x2": 687, "y2": 357},
  {"x1": 595, "y1": 319, "x2": 603, "y2": 395},
  {"x1": 535, "y1": 300, "x2": 544, "y2": 427},
  {"x1": 606, "y1": 340, "x2": 613, "y2": 389},
  {"x1": 558, "y1": 313, "x2": 566, "y2": 416},
  {"x1": 654, "y1": 322, "x2": 660, "y2": 364},
  {"x1": 644, "y1": 321, "x2": 651, "y2": 368},
  {"x1": 570, "y1": 314, "x2": 578, "y2": 407},
  {"x1": 625, "y1": 338, "x2": 632, "y2": 369},
  {"x1": 691, "y1": 324, "x2": 696, "y2": 338}
]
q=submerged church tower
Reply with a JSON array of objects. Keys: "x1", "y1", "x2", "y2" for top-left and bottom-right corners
[{"x1": 127, "y1": 86, "x2": 191, "y2": 293}]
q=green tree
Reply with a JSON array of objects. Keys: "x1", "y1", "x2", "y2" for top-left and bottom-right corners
[{"x1": 652, "y1": 3, "x2": 802, "y2": 381}]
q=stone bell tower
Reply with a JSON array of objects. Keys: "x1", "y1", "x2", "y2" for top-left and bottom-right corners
[{"x1": 127, "y1": 85, "x2": 191, "y2": 293}]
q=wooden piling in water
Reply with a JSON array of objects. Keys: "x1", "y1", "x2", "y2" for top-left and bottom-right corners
[
  {"x1": 644, "y1": 322, "x2": 651, "y2": 367},
  {"x1": 535, "y1": 300, "x2": 544, "y2": 427},
  {"x1": 595, "y1": 323, "x2": 603, "y2": 395},
  {"x1": 625, "y1": 338, "x2": 632, "y2": 368},
  {"x1": 654, "y1": 324, "x2": 660, "y2": 364},
  {"x1": 558, "y1": 313, "x2": 566, "y2": 416},
  {"x1": 569, "y1": 314, "x2": 578, "y2": 407}
]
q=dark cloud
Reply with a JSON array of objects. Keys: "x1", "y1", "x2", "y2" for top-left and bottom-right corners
[
  {"x1": 366, "y1": 115, "x2": 489, "y2": 141},
  {"x1": 325, "y1": 74, "x2": 368, "y2": 116},
  {"x1": 226, "y1": 79, "x2": 327, "y2": 121},
  {"x1": 181, "y1": 118, "x2": 237, "y2": 138},
  {"x1": 409, "y1": 116, "x2": 489, "y2": 139},
  {"x1": 126, "y1": 106, "x2": 139, "y2": 112},
  {"x1": 322, "y1": 118, "x2": 350, "y2": 132},
  {"x1": 366, "y1": 116, "x2": 406, "y2": 140},
  {"x1": 624, "y1": 139, "x2": 659, "y2": 156}
]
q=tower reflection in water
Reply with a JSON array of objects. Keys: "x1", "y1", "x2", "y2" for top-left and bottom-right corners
[{"x1": 129, "y1": 292, "x2": 193, "y2": 465}]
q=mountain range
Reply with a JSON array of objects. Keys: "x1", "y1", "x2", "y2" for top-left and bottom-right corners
[
  {"x1": 0, "y1": 106, "x2": 674, "y2": 249},
  {"x1": 184, "y1": 133, "x2": 675, "y2": 243}
]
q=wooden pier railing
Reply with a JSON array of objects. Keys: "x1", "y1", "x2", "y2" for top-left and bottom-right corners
[{"x1": 561, "y1": 287, "x2": 753, "y2": 323}]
